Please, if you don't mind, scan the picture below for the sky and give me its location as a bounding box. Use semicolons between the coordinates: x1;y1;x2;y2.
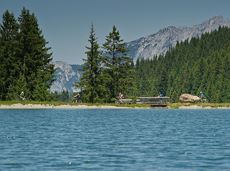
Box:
1;0;230;64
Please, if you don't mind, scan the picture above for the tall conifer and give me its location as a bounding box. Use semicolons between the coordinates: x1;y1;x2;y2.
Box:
103;26;134;100
77;25;103;103
0;10;19;100
17;8;54;100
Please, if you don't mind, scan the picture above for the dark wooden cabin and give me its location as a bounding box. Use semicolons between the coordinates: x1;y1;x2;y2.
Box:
137;97;170;107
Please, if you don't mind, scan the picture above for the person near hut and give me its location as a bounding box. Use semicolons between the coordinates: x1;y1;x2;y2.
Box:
20;91;26;101
73;93;81;103
117;92;124;104
200;91;207;102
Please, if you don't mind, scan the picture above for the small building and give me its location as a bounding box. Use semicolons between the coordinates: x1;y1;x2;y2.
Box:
137;96;170;107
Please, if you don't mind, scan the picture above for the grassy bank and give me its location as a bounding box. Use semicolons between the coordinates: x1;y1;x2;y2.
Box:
1;101;230;109
0;101;151;108
0;100;68;106
168;103;230;109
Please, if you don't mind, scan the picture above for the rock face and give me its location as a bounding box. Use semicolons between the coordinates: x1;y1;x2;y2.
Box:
50;61;83;93
179;94;201;103
126;16;230;61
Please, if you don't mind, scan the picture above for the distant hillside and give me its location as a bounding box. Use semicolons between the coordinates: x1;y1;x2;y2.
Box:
126;16;230;60
136;27;230;102
50;61;82;93
51;16;230;94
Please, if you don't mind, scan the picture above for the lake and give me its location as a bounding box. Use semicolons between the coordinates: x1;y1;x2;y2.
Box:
0;109;230;171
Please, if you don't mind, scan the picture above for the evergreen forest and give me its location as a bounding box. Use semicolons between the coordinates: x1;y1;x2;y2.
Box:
1;8;230;103
136;27;230;102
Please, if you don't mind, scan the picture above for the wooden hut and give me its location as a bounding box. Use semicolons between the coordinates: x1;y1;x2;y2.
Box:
137;97;170;107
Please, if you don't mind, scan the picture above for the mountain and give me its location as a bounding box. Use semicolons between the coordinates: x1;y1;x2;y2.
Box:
50;16;230;93
50;61;83;93
126;16;230;60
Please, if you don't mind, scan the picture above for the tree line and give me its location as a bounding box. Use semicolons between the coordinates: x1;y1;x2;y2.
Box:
0;8;135;103
1;8;230;103
0;8;54;101
76;25;135;103
136;27;230;102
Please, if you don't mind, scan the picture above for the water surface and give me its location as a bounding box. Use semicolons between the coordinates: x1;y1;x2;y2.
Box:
0;109;230;170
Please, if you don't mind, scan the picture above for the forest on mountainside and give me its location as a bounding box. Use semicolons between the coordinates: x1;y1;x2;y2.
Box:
135;27;230;102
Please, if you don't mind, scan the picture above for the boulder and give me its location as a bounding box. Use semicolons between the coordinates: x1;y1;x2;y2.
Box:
179;94;201;103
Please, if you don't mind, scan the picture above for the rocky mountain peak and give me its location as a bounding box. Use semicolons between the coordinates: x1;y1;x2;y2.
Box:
206;16;225;24
50;61;82;93
126;16;230;61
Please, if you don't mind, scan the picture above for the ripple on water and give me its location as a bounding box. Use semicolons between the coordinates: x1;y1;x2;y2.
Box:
0;109;230;171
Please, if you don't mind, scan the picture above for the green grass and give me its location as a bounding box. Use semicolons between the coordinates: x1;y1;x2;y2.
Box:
0;101;151;108
0;100;68;106
1;101;230;109
168;102;230;109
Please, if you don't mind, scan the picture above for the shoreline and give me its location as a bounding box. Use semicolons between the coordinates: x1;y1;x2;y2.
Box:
176;105;230;109
0;103;230;109
168;103;230;109
0;103;148;109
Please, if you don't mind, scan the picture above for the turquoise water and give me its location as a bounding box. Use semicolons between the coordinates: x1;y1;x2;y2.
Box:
0;109;230;171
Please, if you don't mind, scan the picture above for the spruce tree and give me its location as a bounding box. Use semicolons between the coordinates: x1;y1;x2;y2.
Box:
103;26;134;101
77;25;103;103
17;8;54;101
0;10;19;100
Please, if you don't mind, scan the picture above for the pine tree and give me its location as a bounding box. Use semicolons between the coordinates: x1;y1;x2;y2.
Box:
17;8;54;101
77;25;103;103
103;26;134;101
0;10;19;100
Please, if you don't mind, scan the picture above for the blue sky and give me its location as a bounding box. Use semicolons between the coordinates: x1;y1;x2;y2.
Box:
1;0;230;64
